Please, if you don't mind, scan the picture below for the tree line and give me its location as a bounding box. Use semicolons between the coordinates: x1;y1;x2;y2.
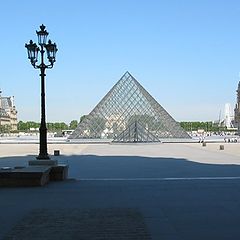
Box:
16;115;87;133
17;120;79;132
180;121;228;132
0;118;230;134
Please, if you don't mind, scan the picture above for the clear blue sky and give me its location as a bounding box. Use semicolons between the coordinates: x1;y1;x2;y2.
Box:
1;0;240;123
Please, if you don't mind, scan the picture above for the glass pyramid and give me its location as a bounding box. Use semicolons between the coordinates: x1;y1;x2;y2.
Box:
113;120;160;142
69;72;190;141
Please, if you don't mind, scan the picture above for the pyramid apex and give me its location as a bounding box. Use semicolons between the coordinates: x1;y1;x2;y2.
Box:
121;71;135;79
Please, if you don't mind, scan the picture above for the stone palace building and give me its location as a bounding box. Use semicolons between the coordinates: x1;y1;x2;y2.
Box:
0;90;18;131
234;81;240;134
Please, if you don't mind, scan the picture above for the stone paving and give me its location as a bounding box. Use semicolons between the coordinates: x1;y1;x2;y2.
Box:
3;208;150;240
1;143;240;240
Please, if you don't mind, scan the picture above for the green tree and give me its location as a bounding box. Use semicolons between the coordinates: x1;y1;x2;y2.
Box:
80;115;87;123
17;121;28;131
52;122;68;131
180;121;227;132
69;120;78;129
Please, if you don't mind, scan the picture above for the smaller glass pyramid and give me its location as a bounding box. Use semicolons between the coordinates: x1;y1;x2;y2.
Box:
69;72;190;141
113;120;160;142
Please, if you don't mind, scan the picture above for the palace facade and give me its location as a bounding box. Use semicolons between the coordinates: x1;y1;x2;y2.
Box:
234;82;240;134
0;91;17;131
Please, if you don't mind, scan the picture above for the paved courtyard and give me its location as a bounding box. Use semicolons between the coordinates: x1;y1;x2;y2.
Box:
1;142;240;239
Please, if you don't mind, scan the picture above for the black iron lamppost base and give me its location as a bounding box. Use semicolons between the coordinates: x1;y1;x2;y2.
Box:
29;158;58;166
36;155;50;160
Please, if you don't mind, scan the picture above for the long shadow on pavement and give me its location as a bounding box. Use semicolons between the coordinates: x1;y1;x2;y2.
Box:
1;155;240;240
2;154;240;179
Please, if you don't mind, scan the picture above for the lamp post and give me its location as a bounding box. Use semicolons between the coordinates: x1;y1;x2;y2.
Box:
25;25;58;160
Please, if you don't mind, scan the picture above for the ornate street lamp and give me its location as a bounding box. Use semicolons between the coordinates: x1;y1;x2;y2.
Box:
25;25;58;159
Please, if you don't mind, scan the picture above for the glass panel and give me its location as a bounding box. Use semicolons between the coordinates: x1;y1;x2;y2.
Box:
36;24;48;45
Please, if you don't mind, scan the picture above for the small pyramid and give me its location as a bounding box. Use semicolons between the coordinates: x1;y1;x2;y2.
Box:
113;120;160;142
69;72;190;140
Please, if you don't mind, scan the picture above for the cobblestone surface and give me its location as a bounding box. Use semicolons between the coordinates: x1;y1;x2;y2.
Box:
3;208;151;240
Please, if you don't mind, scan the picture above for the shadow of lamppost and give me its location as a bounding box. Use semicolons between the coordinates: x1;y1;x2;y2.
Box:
25;25;58;160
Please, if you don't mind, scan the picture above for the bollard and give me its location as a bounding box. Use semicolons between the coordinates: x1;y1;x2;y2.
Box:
219;145;224;150
54;150;60;156
202;142;206;147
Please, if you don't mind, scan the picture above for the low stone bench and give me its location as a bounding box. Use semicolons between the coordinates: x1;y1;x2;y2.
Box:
0;166;51;187
29;160;69;181
50;164;69;181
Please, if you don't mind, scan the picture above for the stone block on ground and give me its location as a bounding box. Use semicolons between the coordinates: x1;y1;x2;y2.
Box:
29;160;58;166
0;166;51;187
54;150;60;156
50;164;69;181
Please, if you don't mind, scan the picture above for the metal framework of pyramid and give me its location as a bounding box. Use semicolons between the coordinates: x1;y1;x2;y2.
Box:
69;72;190;141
